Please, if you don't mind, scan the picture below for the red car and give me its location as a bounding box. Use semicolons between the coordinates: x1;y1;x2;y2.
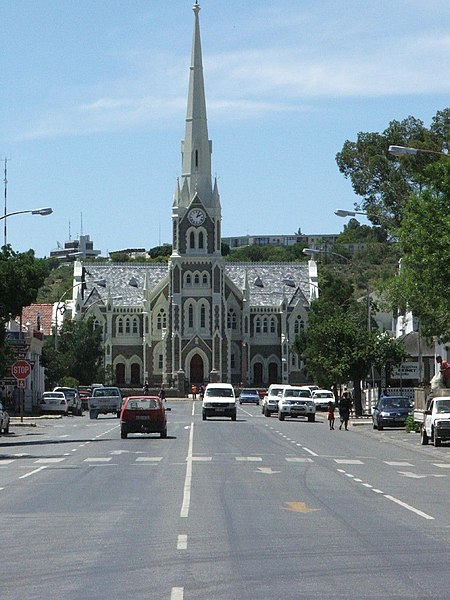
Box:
120;396;170;439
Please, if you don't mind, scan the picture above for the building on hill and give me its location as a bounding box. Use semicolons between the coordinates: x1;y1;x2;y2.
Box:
50;234;101;262
71;3;316;393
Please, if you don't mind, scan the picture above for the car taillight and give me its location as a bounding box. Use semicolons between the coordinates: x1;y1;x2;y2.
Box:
60;399;66;405
41;398;46;404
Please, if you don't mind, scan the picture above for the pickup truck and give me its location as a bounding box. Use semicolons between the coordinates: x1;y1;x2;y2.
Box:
418;393;450;446
88;387;123;419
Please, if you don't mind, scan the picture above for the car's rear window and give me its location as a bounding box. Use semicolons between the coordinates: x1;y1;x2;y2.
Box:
95;388;119;397
314;392;333;398
126;398;159;410
44;393;64;399
206;388;234;397
241;389;257;395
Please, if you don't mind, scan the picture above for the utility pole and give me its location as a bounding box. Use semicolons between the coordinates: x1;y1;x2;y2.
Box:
2;157;10;247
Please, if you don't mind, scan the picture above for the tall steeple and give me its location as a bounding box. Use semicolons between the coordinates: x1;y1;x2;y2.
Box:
174;2;219;210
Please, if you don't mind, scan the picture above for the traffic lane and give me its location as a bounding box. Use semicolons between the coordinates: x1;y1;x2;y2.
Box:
186;415;446;599
0;404;194;599
254;410;450;522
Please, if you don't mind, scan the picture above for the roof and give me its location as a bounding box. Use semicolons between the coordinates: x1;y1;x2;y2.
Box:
21;304;54;336
79;261;311;310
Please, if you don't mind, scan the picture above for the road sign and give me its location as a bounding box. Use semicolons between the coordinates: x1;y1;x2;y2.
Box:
17;380;26;389
11;360;31;380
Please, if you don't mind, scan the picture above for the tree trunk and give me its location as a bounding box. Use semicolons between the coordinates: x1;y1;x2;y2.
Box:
353;380;363;417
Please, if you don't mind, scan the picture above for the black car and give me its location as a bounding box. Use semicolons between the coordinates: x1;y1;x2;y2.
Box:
372;396;413;430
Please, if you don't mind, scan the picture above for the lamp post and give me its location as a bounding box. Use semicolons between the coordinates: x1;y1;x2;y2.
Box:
388;145;450;159
1;207;53;247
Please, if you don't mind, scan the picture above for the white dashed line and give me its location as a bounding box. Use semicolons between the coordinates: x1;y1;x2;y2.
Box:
171;588;184;600
235;457;262;462
180;422;194;518
302;447;318;457
19;466;47;479
34;458;65;464
177;534;188;550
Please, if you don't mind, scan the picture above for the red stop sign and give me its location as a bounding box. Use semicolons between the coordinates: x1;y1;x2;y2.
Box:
11;360;31;380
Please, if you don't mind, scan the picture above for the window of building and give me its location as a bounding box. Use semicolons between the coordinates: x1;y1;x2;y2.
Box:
188;305;194;329
157;308;167;330
132;317;139;335
194;273;200;285
270;317;276;334
186;273;192;285
227;309;237;330
231;353;235;369
200;304;206;328
190;231;195;249
199;231;204;249
262;317;268;334
117;317;123;335
125;318;131;335
202;273;208;285
255;317;261;334
158;354;163;370
294;318;305;334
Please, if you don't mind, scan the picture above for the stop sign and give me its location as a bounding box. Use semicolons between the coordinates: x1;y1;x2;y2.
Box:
11;360;31;380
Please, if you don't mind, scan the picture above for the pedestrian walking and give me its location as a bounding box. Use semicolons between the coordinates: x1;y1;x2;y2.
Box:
143;382;149;394
191;384;197;400
338;391;352;431
327;401;335;430
159;386;166;402
199;384;205;401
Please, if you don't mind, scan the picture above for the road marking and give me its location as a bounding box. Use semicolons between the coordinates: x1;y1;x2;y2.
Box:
238;406;254;417
283;501;319;513
177;534;187;550
34;458;65;464
398;471;446;479
384;461;413;466
236;457;262;462
334;459;364;464
384;495;434;520
257;467;280;474
171;588;184;600
191;456;212;461
180;422;194;518
84;458;112;462
433;463;450;468
135;457;163;462
191;402;195;416
302;447;318;456
19;466;47;479
0;460;15;465
285;457;313;463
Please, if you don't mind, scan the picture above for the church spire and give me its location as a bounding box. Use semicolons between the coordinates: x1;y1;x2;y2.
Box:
178;2;215;208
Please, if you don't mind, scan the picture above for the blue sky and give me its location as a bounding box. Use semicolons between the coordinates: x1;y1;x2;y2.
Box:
1;0;450;257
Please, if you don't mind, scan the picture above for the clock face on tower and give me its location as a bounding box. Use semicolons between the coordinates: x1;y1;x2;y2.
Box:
188;208;206;226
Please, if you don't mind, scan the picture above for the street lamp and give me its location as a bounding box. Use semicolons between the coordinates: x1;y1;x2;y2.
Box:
334;209;368;218
1;207;53;246
388;145;450;159
303;247;350;263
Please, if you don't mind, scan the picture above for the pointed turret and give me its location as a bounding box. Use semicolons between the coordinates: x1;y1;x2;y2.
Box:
175;2;217;210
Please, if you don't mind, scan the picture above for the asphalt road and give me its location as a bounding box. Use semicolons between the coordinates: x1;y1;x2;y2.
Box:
1;402;450;600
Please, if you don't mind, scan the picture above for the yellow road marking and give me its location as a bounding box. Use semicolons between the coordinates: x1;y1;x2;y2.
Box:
283;501;319;513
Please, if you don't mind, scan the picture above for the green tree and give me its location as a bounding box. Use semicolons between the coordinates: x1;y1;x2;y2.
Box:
42;316;103;387
293;272;406;415
336;109;450;228
0;246;50;377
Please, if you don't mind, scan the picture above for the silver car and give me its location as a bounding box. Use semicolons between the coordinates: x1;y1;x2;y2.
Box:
278;387;316;422
53;387;82;416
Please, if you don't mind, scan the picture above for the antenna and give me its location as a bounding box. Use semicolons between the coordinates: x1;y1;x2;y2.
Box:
80;211;83;236
68;220;71;240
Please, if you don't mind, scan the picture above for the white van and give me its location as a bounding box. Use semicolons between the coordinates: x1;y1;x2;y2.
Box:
202;383;236;421
278;386;316;422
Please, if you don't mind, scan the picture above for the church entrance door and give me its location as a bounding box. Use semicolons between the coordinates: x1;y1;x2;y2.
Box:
190;354;204;384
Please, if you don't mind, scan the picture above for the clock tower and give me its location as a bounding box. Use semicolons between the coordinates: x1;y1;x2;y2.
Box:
167;1;226;386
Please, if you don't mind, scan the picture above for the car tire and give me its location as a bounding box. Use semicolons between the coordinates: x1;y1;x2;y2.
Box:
421;426;428;445
120;428;127;439
256;401;259;406
372;421;378;430
261;406;265;414
202;412;207;421
265;409;271;417
308;414;315;422
89;410;97;420
433;428;441;447
160;428;167;438
378;422;383;430
278;412;285;421
4;424;9;434
231;414;237;421
239;401;242;405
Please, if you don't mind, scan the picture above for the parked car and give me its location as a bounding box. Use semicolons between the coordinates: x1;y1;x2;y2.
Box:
40;391;69;415
372;395;413;430
239;388;260;405
278;386;316;422
0;401;10;433
261;384;291;417
120;396;171;439
53;387;82;416
312;389;335;411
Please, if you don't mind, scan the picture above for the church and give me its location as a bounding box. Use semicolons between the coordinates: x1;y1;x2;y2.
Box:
71;2;317;393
